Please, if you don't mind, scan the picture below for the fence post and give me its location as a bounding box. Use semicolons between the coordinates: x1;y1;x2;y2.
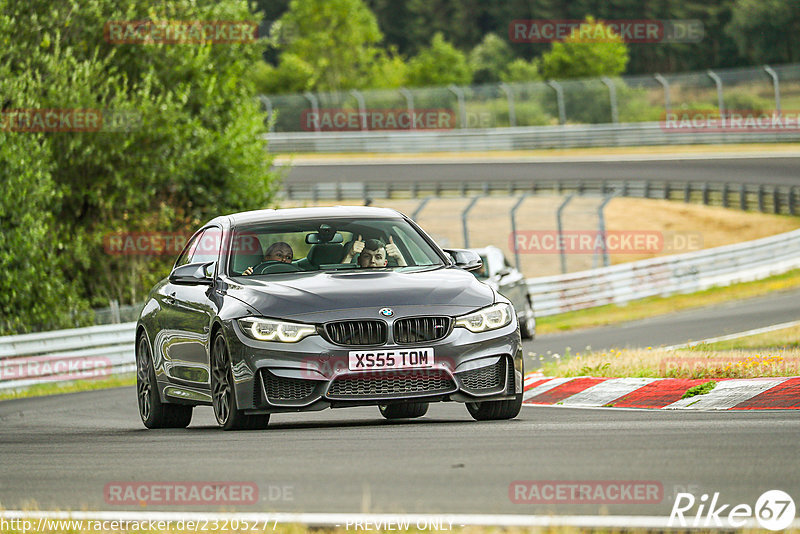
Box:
399;87;415;130
259;96;274;132
499;82;516;127
684;182;691;203
303;92;320;133
349;89;368;131
462;196;482;248
448;84;467;129
664;181;670;200
758;185;765;212
510;194;528;271
774;186;780;214
601;76;619;123
764;65;782;115
412;197;431;221
740;184;747;211
557;194;575;274
702;182;709;205
654;73;671;114
547;80;566;124
721;183;729;208
790;186;797;216
643;180;651;199
707;70;725;125
594;193;617;268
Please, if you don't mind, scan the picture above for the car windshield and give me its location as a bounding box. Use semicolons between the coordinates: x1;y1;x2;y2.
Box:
228;216;444;276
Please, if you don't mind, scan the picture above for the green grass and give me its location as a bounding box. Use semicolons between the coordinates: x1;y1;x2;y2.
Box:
536;268;800;334
0;374;135;401
681;381;717;399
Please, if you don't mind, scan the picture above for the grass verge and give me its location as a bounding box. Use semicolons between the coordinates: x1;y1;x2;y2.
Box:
0;374;135;401
536;268;800;334
541;324;800;379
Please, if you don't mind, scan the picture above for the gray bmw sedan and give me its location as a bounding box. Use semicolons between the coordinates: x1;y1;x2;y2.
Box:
136;206;524;430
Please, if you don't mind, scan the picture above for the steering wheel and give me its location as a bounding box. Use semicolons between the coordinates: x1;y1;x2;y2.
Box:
251;260;302;275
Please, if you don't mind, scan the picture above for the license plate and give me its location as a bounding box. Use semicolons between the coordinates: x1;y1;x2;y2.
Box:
348;348;434;371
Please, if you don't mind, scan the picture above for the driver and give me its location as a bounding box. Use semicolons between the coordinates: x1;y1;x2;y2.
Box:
243;242;293;275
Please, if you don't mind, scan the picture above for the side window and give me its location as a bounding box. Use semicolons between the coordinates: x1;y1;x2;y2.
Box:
192;227;222;265
175;230;204;268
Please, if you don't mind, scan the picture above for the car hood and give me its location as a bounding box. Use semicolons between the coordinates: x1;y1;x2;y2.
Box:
225;267;495;322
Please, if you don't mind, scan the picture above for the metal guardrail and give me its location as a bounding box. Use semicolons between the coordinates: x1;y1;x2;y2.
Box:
266;121;800;153
283;179;799;216
2;229;799;390
528;228;800;316
0;322;136;390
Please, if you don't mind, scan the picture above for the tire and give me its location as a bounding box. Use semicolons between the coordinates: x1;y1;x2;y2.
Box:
136;334;193;429
379;402;429;419
211;332;270;431
466;393;523;421
519;300;536;340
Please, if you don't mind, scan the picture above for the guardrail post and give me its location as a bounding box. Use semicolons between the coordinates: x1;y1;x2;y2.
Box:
707;70;725;125
601;76;619;123
702;182;709;205
622;180;628;197
499;82;516;127
482;182;489;195
664;181;671;200
448;85;467;129
349;89;368;131
311;184;318;202
684;182;691;203
259;96;275;132
764;65;782;115
758;185;765;212
557;194;575;274
790;186;797;215
399;88;415;130
386;182;392;198
547;80;566;124
336;182;342;201
740;184;747;211
462;196;482;248
654;74;671;114
411;182;419;198
643;180;651;199
412;197;431;221
721;183;729;208
303;92;321;133
510;194;528;271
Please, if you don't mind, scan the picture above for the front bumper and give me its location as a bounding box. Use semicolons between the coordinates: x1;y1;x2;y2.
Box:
223;318;523;414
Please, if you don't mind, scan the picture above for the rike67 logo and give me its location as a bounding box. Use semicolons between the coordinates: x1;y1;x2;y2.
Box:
669;490;796;530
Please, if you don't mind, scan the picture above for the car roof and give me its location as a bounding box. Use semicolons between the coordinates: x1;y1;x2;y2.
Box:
207;206;407;228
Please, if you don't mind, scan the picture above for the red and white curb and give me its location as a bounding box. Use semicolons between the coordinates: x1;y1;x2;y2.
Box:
523;374;800;410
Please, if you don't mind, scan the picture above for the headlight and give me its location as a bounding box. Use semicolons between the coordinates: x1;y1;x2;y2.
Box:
455;303;513;333
237;317;317;343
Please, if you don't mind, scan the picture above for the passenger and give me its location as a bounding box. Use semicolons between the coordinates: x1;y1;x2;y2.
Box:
343;235;407;268
243;242;293;275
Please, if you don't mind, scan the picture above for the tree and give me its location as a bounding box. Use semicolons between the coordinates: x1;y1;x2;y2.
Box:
539;17;630;80
271;0;387;91
727;0;800;64
501;58;540;83
470;33;514;84
1;0;279;321
406;33;472;87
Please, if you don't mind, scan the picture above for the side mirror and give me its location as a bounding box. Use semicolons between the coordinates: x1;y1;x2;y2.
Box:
444;249;482;272
496;267;512;277
170;262;214;285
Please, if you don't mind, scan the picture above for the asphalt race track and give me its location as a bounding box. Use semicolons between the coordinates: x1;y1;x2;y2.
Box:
1;290;799;517
525;287;800;367
280;155;800;187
